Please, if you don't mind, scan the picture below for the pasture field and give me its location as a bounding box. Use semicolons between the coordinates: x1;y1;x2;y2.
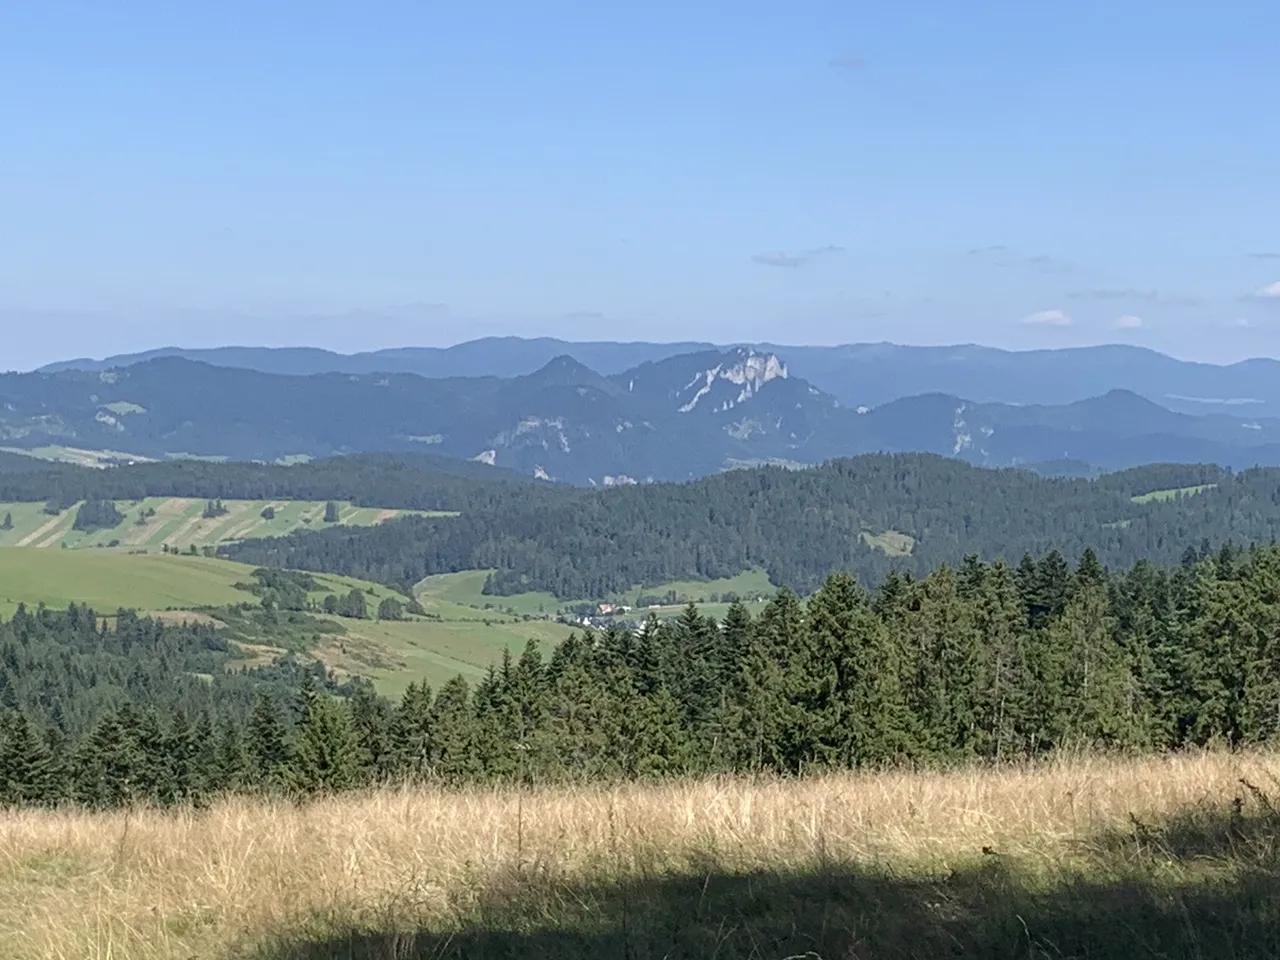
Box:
0;497;444;550
2;750;1278;959
0;549;257;617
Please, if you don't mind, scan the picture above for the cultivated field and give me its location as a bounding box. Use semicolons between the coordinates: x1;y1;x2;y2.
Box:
2;751;1277;959
0;497;441;551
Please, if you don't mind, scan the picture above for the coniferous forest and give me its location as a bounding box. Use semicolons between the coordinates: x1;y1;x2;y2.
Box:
5;542;1280;808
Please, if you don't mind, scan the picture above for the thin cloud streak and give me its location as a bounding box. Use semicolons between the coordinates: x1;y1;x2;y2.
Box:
1021;309;1073;327
828;52;865;70
750;245;844;269
1067;288;1203;308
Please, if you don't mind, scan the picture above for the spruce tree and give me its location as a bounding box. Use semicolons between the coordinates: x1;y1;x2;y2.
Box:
431;676;479;783
212;717;251;793
347;682;394;783
289;693;361;794
970;560;1035;761
247;693;290;791
0;710;52;805
903;565;982;759
804;571;917;768
390;681;434;780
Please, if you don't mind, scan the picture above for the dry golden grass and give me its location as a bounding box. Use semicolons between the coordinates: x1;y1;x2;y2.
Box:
1;750;1278;960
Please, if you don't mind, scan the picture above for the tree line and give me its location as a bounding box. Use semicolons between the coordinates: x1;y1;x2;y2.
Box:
6;541;1280;807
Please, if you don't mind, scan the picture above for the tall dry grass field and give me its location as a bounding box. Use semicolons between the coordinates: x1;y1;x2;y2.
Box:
3;751;1279;959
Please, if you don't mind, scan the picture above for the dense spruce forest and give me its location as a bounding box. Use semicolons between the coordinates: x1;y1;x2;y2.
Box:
223;455;1258;598
4;542;1280;807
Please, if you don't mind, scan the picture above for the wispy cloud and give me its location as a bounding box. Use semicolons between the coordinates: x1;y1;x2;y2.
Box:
751;252;807;268
828;52;865;70
1240;281;1280;305
751;245;844;269
1021;309;1073;327
1067;288;1203;308
1115;314;1145;329
1231;317;1255;329
1247;252;1280;260
967;246;1081;276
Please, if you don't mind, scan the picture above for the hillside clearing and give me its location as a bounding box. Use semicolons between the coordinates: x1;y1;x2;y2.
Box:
1131;483;1218;503
0;498;447;551
318;616;577;696
861;529;916;556
2;751;1277;959
414;568;775;619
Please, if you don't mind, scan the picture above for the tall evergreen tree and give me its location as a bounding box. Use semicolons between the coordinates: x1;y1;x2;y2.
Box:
289;692;361;793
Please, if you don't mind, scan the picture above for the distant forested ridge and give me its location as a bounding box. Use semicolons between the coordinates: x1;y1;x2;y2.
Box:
5;543;1280;807
222;455;1271;598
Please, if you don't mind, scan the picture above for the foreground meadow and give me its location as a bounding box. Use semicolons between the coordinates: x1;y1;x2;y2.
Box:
2;751;1279;959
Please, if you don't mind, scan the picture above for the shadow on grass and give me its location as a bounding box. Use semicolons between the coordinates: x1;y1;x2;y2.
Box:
252;791;1280;960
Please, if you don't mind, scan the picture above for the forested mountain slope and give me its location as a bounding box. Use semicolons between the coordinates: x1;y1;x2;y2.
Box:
40;338;1280;420
11;349;1280;481
221;455;1278;598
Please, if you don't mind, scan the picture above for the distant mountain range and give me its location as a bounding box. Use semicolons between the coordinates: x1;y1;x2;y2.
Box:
38;338;1280;418
9;345;1280;482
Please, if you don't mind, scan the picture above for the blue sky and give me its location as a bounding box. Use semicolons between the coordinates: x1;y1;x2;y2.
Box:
2;0;1279;369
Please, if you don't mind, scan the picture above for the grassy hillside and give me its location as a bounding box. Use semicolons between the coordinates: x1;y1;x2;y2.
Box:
3;751;1277;959
0;548;570;692
0;497;442;550
414;567;775;620
322;615;576;697
0;549;257;617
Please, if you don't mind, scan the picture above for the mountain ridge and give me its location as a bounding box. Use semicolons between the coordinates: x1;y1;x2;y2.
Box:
38;338;1280;419
10;348;1280;481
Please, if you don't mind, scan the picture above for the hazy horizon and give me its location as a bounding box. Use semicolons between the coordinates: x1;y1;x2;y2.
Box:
16;325;1280;375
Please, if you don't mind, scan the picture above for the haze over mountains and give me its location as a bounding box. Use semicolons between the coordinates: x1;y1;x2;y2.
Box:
39;338;1280;417
8;339;1280;483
